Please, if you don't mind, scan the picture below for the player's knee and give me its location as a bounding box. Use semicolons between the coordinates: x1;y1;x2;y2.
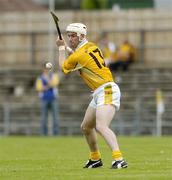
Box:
81;124;90;134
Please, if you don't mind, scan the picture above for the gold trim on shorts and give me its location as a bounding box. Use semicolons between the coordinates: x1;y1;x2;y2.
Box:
104;85;113;104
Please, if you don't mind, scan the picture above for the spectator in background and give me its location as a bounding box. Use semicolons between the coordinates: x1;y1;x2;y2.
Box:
98;32;117;67
36;62;60;135
109;40;137;72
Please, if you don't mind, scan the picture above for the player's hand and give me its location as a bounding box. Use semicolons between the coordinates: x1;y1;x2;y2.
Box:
56;36;65;47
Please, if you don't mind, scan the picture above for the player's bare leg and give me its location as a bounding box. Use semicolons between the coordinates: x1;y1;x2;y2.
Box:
96;105;128;169
81;106;97;151
96;105;119;151
81;106;103;168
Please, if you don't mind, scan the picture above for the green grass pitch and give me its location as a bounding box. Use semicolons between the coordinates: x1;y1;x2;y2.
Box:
0;136;172;180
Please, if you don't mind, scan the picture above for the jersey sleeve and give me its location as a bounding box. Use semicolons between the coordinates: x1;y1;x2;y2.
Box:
36;78;43;92
62;54;78;74
50;73;59;87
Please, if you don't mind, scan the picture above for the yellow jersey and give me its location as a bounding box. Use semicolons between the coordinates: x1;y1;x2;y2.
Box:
62;42;114;90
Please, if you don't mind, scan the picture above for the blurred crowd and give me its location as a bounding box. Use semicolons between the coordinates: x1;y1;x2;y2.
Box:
97;32;137;73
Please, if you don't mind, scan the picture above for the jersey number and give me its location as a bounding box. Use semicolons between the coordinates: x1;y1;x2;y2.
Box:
89;48;105;69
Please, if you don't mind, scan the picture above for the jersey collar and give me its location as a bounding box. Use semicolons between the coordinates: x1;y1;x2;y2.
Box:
76;38;88;50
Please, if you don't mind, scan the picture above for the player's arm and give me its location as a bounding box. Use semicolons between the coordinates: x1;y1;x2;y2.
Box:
56;37;66;69
56;37;78;74
56;37;74;69
64;40;74;55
